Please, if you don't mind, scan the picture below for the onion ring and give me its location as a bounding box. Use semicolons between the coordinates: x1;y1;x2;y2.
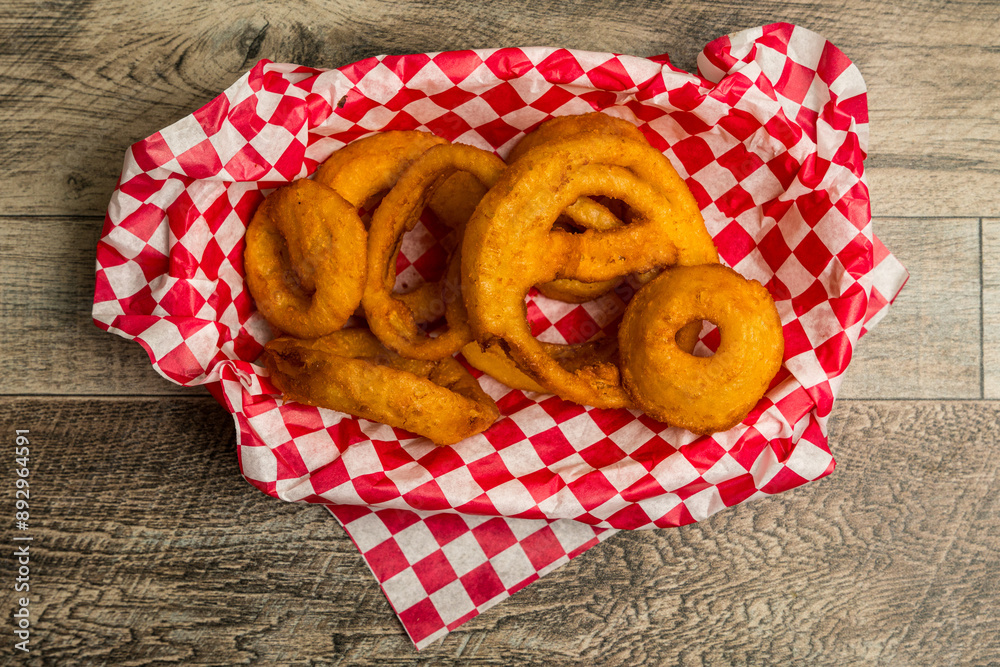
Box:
243;178;367;338
364;143;506;360
314;130;447;208
314;131;462;325
461;338;622;394
619;264;784;434
511;113;650;302
462;132;716;408
264;329;499;446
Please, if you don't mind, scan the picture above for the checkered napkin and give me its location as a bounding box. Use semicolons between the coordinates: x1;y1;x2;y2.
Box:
93;23;907;648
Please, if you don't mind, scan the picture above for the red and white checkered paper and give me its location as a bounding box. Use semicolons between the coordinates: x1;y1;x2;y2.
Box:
94;23;907;648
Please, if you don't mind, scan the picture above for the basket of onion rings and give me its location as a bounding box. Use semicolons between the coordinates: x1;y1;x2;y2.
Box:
94;24;908;534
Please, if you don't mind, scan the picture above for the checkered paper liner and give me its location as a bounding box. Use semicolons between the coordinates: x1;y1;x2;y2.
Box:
94;23;906;648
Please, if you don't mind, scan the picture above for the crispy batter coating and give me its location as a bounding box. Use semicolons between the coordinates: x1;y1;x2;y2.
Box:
619;264;784;434
460;337;622;395
265;329;499;446
314;130;459;326
510;113;649;302
314;130;447;208
462;127;716;408
363;143;506;360
244;179;367;338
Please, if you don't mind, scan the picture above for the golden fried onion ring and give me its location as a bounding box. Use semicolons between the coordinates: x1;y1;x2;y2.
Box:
314;130;447;208
619;264;784;434
511;114;650;303
363;143;506;360
265;329;499;446
314;130;458;325
244;178;367;338
462;132;716;408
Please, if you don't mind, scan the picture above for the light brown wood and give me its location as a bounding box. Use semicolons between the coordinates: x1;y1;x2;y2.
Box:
3;1;998;662
984;218;998;399
838;217;981;400
1;0;998;218
3;397;997;664
0;216;201;395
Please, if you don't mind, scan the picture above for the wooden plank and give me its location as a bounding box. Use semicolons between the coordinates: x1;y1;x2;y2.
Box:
864;42;1000;218
985;219;998;398
1;0;998;217
1;214;976;398
3;397;998;664
839;217;981;399
0;216;200;395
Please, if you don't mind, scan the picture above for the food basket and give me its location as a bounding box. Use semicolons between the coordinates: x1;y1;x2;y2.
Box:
93;23;907;647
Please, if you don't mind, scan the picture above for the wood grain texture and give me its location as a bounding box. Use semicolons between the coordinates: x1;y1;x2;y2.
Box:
838;217;981;400
984;218;998;399
2;397;997;665
2;1;997;664
0;216;202;395
1;0;998;218
5;215;962;400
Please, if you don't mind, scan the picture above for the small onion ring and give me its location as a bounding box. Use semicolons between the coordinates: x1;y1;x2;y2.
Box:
244;178;367;338
619;264;784;434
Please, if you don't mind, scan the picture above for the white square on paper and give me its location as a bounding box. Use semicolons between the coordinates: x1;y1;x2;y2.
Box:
395;522;443;563
429;580;477;625
381;567;426;612
490;544;536;590
441;531;489;577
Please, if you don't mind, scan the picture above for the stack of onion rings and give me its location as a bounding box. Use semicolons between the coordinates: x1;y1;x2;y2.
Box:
244;113;785;443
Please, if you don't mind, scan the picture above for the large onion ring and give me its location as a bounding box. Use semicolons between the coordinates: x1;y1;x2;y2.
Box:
265;329;499;446
364;143;506;360
511;113;649;303
462;132;717;408
244;178;367;338
619;264;784;433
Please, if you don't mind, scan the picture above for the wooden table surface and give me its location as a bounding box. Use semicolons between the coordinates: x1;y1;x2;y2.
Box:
3;1;998;664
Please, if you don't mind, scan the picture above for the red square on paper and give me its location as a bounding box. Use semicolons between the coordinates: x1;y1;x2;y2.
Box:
519;526;566;570
471;518;518;558
365;538;410;583
530;427;577;467
467;453;516;490
412;550;458;594
424;513;471;547
461;562;507;606
396;598;445;643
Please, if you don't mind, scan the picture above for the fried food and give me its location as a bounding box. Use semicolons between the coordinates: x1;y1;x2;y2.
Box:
248;113;783;441
363;143;506;360
314;130;447;208
244;178;367;338
460;337;621;394
462;127;716;408
313;130;457;325
265;329;499;446
510;113;649;303
619;264;784;434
